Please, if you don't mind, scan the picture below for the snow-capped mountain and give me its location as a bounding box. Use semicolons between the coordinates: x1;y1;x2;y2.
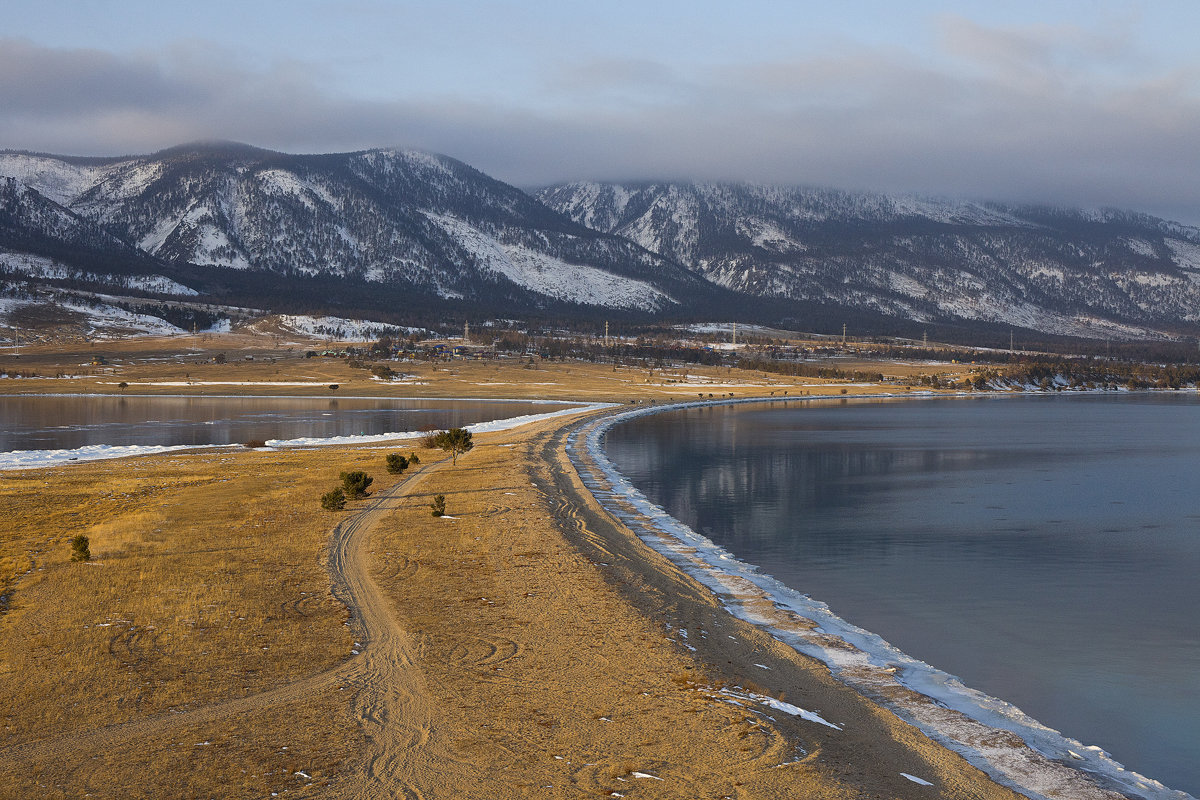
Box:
6;142;1200;339
0;143;709;313
538;181;1200;338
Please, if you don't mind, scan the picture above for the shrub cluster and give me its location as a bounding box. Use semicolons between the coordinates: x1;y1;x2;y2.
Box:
421;427;474;465
70;534;91;562
321;488;346;511
430;494;446;517
319;470;373;511
340;471;373;499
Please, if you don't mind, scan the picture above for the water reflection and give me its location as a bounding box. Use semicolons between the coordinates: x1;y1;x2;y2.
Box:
1;395;572;451
606;393;1200;797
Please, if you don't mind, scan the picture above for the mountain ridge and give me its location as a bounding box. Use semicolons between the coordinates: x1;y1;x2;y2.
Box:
537;180;1200;339
3;142;1200;340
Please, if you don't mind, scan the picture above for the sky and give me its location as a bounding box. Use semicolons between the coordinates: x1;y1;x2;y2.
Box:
3;0;1199;223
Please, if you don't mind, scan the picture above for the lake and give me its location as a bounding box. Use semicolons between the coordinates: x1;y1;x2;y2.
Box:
605;393;1200;798
0;394;574;452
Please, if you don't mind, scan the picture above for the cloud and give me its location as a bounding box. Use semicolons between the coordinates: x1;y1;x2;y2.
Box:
1;28;1198;224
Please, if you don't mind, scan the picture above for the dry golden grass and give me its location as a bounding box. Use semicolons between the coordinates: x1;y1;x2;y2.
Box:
0;329;972;401
0;442;438;796
0;336;1012;798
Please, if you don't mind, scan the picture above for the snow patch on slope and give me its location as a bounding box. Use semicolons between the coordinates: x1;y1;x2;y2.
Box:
737;218;807;252
1126;238;1158;258
266;314;408;341
0;155;97;205
256;169;338;209
1165;239;1200;271
0;251;198;296
427;213;669;310
0;294;185;337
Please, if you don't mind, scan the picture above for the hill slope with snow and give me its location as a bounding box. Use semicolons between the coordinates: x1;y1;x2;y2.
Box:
0;144;710;313
539;181;1200;338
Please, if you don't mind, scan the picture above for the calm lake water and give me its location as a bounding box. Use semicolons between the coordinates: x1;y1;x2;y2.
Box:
0;395;572;451
606;393;1200;797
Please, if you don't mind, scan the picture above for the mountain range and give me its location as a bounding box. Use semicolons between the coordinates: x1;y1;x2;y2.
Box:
3;141;1200;341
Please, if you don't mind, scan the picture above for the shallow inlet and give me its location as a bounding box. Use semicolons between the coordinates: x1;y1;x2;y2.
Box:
0;395;576;452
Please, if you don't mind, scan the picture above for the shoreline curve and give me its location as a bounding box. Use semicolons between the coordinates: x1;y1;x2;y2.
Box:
567;394;1192;800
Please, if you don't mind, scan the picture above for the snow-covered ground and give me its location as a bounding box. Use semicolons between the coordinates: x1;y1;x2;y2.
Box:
0;294;186;338
425;213;671;311
0;251;198;296
260;315;418;341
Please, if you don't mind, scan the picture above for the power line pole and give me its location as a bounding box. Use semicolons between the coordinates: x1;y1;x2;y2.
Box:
732;322;737;347
463;320;469;342
842;323;847;344
604;321;609;348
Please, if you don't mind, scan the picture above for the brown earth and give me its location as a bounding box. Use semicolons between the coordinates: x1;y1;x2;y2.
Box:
0;338;1025;798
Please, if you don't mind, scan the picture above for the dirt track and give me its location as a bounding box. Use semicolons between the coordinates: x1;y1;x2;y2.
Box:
0;411;1031;799
0;466;434;795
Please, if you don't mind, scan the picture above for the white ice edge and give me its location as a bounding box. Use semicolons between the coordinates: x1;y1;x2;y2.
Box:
266;403;615;447
572;395;1192;800
0;401;615;471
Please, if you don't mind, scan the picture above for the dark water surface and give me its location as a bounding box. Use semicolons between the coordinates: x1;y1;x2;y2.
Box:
606;393;1200;796
0;395;572;451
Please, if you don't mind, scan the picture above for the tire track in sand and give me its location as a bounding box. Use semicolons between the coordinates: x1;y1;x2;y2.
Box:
0;465;469;798
329;466;474;799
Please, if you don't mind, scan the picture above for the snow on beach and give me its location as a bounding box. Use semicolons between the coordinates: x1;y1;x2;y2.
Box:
0;443;211;470
0;401;614;471
571;396;1192;800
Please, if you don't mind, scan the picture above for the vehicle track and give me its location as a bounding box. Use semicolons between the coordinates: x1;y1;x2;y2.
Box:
0;463;472;797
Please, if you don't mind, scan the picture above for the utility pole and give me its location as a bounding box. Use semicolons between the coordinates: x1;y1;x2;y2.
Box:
842;323;847;344
463;320;469;342
923;330;927;348
732;322;737;347
1010;330;1014;353
604;321;609;348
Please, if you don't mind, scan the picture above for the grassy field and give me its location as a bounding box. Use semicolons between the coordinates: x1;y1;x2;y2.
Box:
0;332;1015;798
0;330;972;400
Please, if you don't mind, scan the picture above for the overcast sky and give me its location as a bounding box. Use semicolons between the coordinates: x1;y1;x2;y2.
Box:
3;0;1199;223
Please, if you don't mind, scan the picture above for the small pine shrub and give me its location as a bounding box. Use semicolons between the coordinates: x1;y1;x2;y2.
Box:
406;452;420;465
430;494;446;517
385;453;408;474
340;471;373;499
70;534;91;562
321;488;346;511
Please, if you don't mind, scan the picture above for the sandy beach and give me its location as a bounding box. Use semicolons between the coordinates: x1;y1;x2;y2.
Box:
0;335;1085;798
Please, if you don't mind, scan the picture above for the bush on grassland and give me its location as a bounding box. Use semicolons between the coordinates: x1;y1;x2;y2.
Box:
340;471;373;499
70;534;91;562
321;487;346;511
